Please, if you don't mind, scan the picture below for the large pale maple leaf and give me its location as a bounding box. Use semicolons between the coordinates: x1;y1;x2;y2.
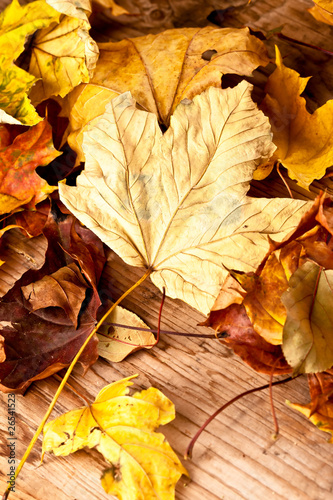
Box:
59;82;309;314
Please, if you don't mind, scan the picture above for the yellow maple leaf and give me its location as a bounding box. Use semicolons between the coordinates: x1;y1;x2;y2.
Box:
43;375;188;500
28;0;99;104
0;0;60;125
257;46;333;189
59;83;309;315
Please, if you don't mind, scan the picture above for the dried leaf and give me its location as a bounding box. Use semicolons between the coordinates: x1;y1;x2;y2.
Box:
0;119;61;214
0;0;60;124
91;26;269;126
61;83;118;164
288;369;333;442
235;242;304;345
309;0;333;25
259;46;333;189
0;228;48;298
0;211;106;392
43;375;188;499
59;83;308;315
29;15;99;103
97;304;155;362
281;261;333;374
203;304;291;374
22;262;88;328
46;0;91;21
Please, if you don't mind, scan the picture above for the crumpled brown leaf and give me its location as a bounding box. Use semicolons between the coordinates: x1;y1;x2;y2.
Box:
0;210;106;392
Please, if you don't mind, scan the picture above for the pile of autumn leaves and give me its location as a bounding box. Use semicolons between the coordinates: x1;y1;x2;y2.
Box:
1;0;333;497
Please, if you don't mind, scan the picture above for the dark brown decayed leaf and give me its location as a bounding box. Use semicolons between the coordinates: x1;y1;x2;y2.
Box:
0;209;106;392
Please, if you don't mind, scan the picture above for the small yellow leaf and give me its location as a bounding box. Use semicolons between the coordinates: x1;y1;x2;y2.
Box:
43;376;188;500
29;14;99;103
61;83;118;164
260;46;333;189
97;304;155;362
0;0;60;124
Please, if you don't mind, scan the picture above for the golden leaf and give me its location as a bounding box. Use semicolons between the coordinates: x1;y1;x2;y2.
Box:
91;26;269;126
309;0;333;25
43;376;188;500
97;304;155;362
0;0;60;124
59;83;309;315
282;261;333;373
29;2;99;103
258;46;333;189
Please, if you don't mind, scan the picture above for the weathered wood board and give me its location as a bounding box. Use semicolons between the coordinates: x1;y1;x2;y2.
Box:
1;0;333;499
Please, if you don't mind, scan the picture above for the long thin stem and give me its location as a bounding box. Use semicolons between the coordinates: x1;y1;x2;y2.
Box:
2;268;152;500
185;376;294;459
101;323;216;338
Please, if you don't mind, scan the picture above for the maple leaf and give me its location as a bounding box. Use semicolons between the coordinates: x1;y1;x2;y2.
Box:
288;369;333;442
62;26;269;161
59;83;309;315
281;261;333;374
97;303;155;362
42;375;188;499
258;47;333;189
28;1;99;104
0;119;61;214
0;211;105;392
309;0;333;25
0;0;60;125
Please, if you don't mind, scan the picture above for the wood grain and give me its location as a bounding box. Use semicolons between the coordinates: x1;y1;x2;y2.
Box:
1;0;333;499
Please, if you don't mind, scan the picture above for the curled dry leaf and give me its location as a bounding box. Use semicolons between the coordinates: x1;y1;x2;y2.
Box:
281;261;333;374
21;262;88;328
97;303;155;362
59;83;308;315
63;26;270;161
258;47;333;189
0;0;60;124
29;10;99;103
42;375;188;499
288;369;333;442
0;210;106;392
0;119;61;214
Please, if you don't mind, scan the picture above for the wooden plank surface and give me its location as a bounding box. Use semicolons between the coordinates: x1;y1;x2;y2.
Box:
1;0;333;499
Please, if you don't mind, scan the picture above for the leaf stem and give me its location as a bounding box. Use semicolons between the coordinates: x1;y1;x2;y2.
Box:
2;267;152;500
102;322;216;338
185;376;295;459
